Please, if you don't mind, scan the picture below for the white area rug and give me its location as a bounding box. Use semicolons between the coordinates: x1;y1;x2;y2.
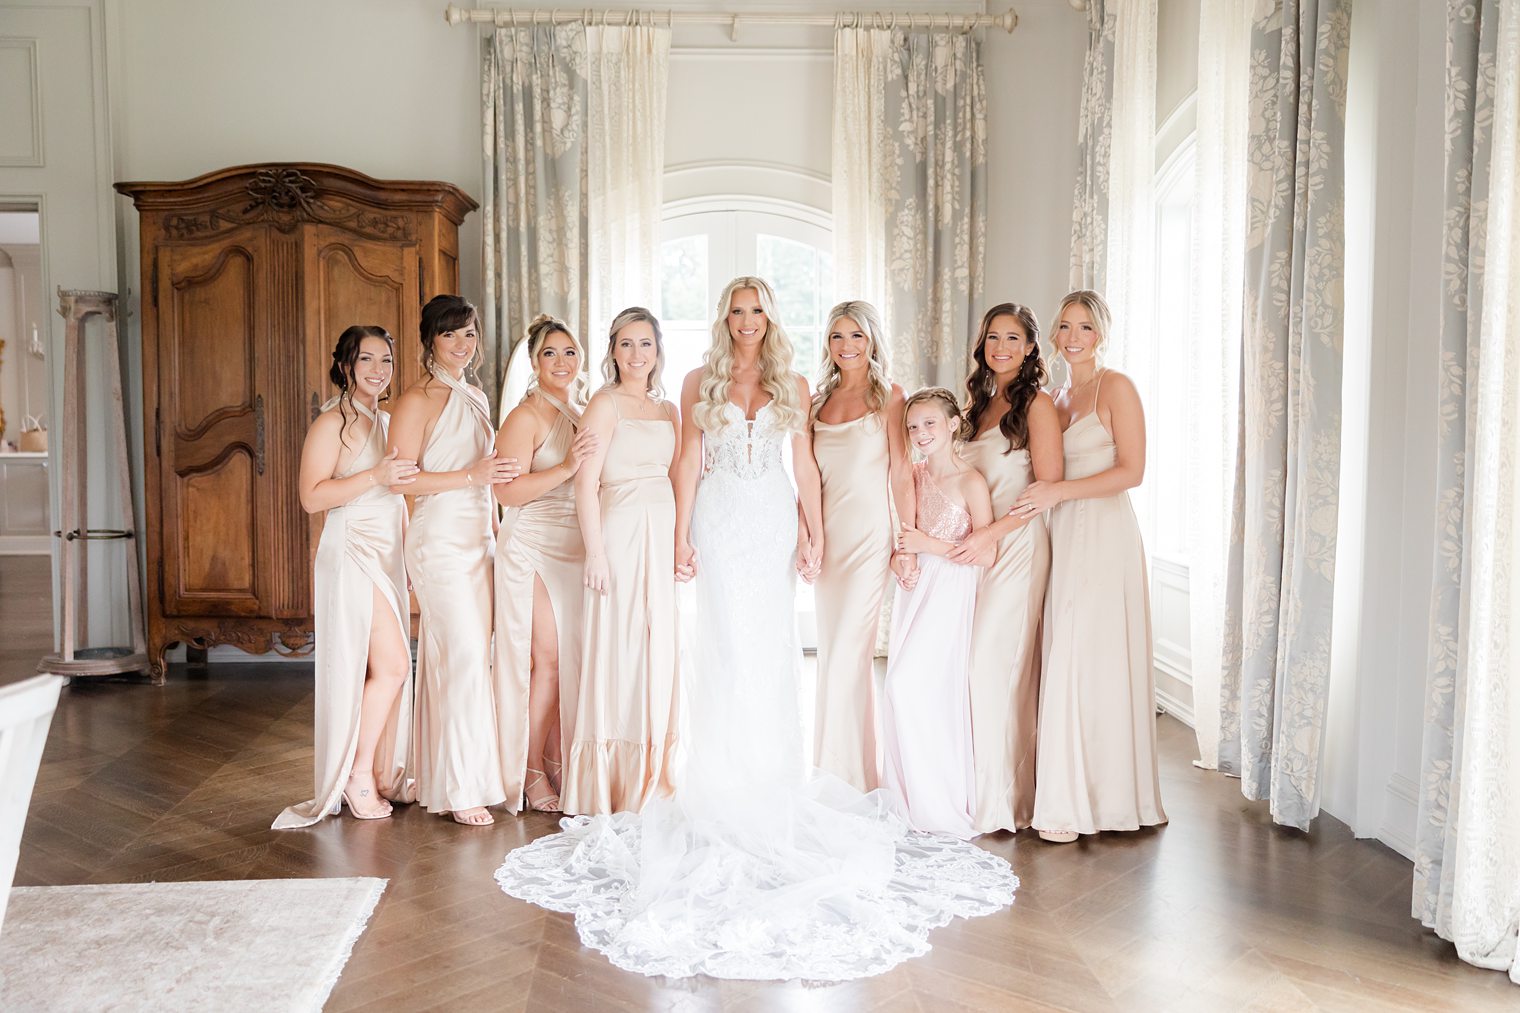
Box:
0;878;385;1012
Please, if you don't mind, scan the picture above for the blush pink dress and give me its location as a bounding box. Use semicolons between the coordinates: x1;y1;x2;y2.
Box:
878;462;980;839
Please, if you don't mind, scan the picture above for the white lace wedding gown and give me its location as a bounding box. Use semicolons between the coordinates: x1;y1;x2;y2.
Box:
495;403;1017;981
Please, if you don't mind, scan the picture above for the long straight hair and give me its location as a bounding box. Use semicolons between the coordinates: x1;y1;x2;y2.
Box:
693;277;804;433
601;306;666;397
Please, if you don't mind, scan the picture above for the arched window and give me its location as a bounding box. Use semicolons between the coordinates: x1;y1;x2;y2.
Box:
659;196;834;386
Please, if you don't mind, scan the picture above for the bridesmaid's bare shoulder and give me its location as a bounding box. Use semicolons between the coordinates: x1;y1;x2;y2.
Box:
1027;390;1060;423
661;398;681;425
1097;368;1139;402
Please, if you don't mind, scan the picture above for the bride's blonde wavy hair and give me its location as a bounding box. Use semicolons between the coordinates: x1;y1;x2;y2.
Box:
811;300;892;422
693;276;804;433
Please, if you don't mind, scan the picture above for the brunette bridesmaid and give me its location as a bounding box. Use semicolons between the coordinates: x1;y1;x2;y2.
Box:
1015;290;1166;842
946;304;1061;834
809;300;911;792
274;327;418;828
492;314;598;814
562;307;681;816
389;295;519;826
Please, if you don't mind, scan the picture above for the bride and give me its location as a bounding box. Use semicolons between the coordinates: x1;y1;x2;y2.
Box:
496;278;1016;981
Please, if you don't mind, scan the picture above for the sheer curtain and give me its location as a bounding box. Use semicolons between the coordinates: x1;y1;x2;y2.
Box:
483;22;668;407
832;27;986;389
1217;0;1352;831
1068;0;1156;409
1414;0;1520;985
1187;0;1250;770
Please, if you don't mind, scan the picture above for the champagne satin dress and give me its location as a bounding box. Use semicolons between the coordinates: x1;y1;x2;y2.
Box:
879;463;979;839
274;401;412;829
561;396;680;816
962;431;1050;833
1032;384;1166;835
492;391;584;811
406;369;507;814
811;412;893;792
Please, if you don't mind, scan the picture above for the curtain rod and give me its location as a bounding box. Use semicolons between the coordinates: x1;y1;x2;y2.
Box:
443;5;1020;37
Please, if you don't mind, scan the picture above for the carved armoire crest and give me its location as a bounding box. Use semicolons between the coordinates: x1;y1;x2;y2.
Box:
117;163;476;678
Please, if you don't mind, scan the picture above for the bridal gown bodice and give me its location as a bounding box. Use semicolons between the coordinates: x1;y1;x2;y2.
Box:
687;402;804;798
497;396;1017;983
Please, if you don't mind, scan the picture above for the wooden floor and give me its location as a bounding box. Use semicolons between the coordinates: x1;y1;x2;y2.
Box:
4;555;1514;1011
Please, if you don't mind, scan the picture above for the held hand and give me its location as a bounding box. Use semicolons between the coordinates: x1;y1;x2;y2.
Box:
584;553;610;594
566;428;600;473
894;523;932;555
675;540;698;583
795;534;823;584
947;527;995;565
890;551;921;590
1012;480;1062;517
469;450;521;487
371;448;419;489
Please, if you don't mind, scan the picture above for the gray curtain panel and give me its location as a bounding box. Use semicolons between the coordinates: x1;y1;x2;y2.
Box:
1414;0;1520;984
833;28;986;390
1070;0;1116;291
481;25;590;406
1217;0;1351;831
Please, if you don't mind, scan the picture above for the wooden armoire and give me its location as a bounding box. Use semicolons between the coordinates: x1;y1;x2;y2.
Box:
117;163;477;679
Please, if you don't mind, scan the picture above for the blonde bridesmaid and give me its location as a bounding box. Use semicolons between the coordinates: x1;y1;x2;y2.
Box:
1015;290;1167;842
946;304;1061;834
274;327;418;828
389;295;519;826
492;315;599;814
808;300;910;792
562;307;681;816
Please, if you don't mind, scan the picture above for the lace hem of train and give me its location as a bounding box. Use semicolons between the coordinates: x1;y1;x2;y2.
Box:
494;810;1018;981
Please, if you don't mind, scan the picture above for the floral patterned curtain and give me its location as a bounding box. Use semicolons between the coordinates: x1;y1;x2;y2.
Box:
832;28;986;390
482;24;668;410
1217;0;1351;831
482;25;590;408
1414;0;1520;985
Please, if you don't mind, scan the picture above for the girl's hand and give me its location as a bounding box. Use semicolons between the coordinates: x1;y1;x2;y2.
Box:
675;540;698;582
895;524;931;555
566;428;600;473
584;553;610;594
947;527;996;565
1012;480;1062;516
469;450;520;487
890;551;920;590
371;448;419;489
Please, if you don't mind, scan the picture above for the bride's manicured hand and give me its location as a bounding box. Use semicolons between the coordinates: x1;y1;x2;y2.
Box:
470;450;521;487
565;429;599;473
795;535;823;583
675;540;698;582
371;448;419;489
1013;480;1061;516
895;524;931;555
584;553;610;593
947;527;995;565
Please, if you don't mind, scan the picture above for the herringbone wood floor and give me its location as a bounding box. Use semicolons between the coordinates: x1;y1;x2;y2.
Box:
4;555;1514;1011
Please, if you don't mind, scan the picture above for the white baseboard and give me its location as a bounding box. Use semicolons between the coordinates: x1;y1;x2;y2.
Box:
1155;683;1195;728
1379;773;1419;860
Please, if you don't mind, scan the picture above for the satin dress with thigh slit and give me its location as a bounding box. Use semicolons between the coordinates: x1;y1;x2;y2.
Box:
405;369;507;814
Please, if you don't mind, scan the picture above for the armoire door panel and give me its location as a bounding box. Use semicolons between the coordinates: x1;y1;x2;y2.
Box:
156;229;274;618
302;226;420;399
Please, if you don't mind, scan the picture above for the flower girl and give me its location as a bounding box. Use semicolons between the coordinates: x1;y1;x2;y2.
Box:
880;388;995;838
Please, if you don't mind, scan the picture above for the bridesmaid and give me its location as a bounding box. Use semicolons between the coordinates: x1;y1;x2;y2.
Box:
274;326;418;828
809;300;910;792
1015;289;1167;842
946;304;1061;834
562;307;681;816
389;294;519;826
880;388;994;838
492;314;598;813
